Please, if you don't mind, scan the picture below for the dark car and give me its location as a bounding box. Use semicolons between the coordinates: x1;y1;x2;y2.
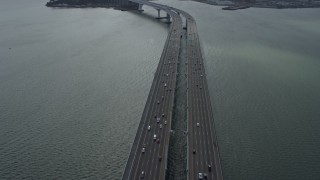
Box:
203;173;208;179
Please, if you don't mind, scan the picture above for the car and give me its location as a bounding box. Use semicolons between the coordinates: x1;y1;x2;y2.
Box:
142;147;145;153
158;156;162;161
141;171;145;179
157;139;160;144
162;113;165;117
161;96;164;100
203;173;208;179
208;164;212;171
164;121;167;125
157;100;160;104
198;173;203;179
147;125;151;131
164;83;167;87
197;123;200;127
159;124;162;129
193;149;196;154
157;117;160;123
153;134;157;140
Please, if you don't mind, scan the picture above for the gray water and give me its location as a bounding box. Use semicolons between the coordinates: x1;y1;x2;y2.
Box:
0;0;168;179
1;0;320;179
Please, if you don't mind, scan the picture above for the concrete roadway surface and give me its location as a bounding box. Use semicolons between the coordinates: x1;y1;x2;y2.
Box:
171;8;224;180
122;1;182;180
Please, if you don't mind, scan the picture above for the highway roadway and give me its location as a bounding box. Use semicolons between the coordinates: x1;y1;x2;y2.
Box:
171;8;224;180
122;2;223;180
122;1;182;180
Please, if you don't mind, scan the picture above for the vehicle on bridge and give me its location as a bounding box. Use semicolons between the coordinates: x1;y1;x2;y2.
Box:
198;172;203;179
140;171;145;179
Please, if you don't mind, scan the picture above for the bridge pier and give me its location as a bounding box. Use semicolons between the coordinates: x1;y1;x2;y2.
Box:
157;8;160;18
166;13;171;23
138;3;143;12
155;9;170;23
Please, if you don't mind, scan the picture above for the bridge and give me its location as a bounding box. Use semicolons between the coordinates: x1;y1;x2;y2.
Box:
121;1;223;180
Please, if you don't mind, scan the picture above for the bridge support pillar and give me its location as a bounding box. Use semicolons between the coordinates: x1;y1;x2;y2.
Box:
166;13;171;23
138;3;143;12
157;9;160;18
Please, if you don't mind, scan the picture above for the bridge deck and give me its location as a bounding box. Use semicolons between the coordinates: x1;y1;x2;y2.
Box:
121;1;182;180
122;2;223;180
171;8;224;180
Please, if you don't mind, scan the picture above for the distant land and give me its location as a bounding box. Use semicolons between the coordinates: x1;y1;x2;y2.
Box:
45;0;139;10
194;0;320;10
46;0;320;10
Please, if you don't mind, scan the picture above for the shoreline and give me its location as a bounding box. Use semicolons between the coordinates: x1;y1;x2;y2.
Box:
192;0;320;10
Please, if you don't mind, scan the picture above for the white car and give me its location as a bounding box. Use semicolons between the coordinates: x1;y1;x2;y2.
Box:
164;121;167;125
197;123;200;127
147;125;151;131
159;124;162;129
153;134;157;140
157;117;160;123
142;148;145;153
198;173;203;179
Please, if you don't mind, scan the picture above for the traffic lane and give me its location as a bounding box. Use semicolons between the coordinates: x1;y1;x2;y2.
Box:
193;39;211;179
154;42;181;179
131;34;176;179
129;65;166;179
123;3;182;180
141;50;176;178
188;67;195;180
131;69;168;179
142;87;168;179
140;20;181;179
148;78;173;179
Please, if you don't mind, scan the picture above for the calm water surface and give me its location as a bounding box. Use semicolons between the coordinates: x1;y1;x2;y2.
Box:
0;0;167;179
1;0;320;179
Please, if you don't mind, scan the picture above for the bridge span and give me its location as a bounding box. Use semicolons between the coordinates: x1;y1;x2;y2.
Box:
122;1;223;180
171;8;223;180
121;1;182;180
